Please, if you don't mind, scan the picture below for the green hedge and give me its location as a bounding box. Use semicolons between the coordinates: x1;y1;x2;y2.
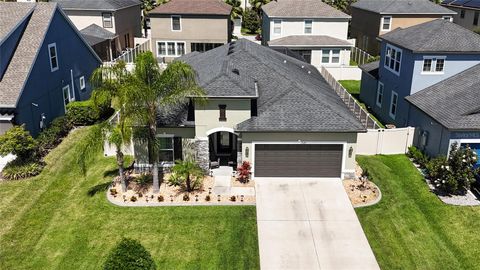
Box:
36;116;73;156
66;100;100;126
103;238;156;270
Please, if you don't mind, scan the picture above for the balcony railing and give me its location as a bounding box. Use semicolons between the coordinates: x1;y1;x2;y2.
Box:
109;40;151;64
351;47;374;66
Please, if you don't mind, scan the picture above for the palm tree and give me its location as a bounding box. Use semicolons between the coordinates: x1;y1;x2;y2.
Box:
170;160;204;192
225;0;243;21
249;0;271;13
124;52;205;193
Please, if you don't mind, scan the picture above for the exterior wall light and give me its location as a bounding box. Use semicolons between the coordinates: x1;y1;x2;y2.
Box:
348;146;354;158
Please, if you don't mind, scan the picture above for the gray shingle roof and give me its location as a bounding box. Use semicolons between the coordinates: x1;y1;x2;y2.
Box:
179;39;365;133
359;60;379;78
268;35;353;47
379;19;480;53
51;0;140;11
262;0;350;18
150;0;231;15
0;3;35;43
405;64;480;131
80;23;117;46
351;0;456;14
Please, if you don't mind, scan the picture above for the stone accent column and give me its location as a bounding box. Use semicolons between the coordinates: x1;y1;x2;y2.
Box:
194;138;209;172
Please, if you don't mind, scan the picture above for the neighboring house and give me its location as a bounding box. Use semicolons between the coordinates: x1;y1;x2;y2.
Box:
442;0;480;31
261;0;353;67
51;0;142;61
149;0;232;63
351;0;456;55
0;2;101;136
359;19;480;129
405;64;480;162
134;39;366;179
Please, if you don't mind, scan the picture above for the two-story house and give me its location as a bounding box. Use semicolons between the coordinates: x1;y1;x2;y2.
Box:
261;0;354;67
51;0;142;61
442;0;480;31
134;39;366;179
359;19;480;158
351;0;456;55
0;2;101;136
149;0;232;63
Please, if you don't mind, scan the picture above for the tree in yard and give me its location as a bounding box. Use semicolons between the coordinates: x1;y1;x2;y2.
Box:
124;52;205;193
225;0;244;21
249;0;270;14
0;125;37;162
103;238;156;270
169;159;204;192
242;8;260;34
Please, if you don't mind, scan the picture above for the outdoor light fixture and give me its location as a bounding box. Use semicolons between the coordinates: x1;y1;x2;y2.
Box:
208;187;212;195
217;195;221;202
348;146;354;158
245;147;249;158
195;195;199;202
241;195;244;202
170;195;173;202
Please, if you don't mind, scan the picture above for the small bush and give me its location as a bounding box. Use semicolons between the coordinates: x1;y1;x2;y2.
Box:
183;194;190;201
135;173;153;186
103;238;156;270
36;116;73;156
205;195;211;202
0;125;38;161
157;195;164;202
236;161;251;183
407;146;429;168
130;196;137;202
242;8;260;34
2;160;43;180
230;196;236;202
66;99;113;126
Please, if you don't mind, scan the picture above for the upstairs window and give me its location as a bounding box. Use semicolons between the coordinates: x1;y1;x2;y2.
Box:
304;20;313;34
171;15;181;31
273;20;282;35
474;11;479;26
422;57;445;73
389;91;398;119
48;43;58;72
219;104;227;122
384;44;402;75
376;82;384;108
381;16;392;31
102;13;113;28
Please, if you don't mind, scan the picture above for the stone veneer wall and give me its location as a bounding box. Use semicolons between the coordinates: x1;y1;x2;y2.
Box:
193;139;209;172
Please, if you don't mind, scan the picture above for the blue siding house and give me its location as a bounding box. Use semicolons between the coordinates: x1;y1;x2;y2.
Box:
0;2;101;136
359;19;480;158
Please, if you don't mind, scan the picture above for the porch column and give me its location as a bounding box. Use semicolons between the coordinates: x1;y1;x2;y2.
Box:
194;138;209;173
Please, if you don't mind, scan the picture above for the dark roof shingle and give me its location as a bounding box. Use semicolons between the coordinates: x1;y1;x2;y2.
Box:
379;19;480;53
150;0;231;15
51;0;140;11
179;39;365;133
80;23;117;46
262;0;350;18
405;64;480;131
351;0;456;14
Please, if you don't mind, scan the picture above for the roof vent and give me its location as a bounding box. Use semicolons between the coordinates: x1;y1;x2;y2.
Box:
283;60;287;64
308;71;311;74
301;65;305;69
232;68;240;75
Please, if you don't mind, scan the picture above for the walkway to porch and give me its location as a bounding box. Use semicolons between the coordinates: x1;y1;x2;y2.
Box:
212;166;255;196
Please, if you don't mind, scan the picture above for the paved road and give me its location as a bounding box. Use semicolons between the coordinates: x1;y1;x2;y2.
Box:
255;178;380;270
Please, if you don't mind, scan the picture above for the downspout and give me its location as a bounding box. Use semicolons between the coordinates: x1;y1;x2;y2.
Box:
70;69;75;101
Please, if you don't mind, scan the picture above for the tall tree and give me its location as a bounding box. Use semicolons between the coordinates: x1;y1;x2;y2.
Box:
225;0;244;21
124;52;205;193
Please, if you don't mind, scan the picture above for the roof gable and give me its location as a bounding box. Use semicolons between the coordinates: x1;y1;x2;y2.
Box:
51;0;141;11
262;0;350;18
150;0;232;15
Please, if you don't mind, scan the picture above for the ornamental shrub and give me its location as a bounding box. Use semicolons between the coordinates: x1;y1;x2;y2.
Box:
36;116;73;156
428;143;479;194
103;238;156;270
236;161;251;183
2;160;43;180
242;8;260;34
66;98;113;126
407;146;429;168
0;125;38;161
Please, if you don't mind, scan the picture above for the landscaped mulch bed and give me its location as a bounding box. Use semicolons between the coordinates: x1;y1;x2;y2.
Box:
343;179;380;207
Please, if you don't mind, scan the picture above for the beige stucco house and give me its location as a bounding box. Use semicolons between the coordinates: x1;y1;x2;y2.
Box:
262;0;354;68
441;0;480;31
149;0;232;63
351;0;456;55
134;39;366;179
52;0;142;61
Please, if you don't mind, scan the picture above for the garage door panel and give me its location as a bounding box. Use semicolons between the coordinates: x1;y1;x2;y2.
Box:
254;144;343;178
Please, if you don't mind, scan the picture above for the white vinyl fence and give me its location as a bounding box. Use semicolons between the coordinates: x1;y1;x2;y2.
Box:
357;127;415;155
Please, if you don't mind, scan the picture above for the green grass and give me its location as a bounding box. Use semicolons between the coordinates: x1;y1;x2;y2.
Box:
357;155;480;270
0;127;259;270
339;80;386;128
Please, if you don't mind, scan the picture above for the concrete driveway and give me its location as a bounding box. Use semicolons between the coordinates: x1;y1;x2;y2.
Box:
255;178;380;270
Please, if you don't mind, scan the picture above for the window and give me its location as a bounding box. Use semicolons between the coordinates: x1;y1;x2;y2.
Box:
171;15;181;31
273;20;282;35
474;11;479;26
62;85;74;112
158;136;174;162
376;82;384;107
219;104;226;121
321;49;341;64
442;16;452;22
381;16;392;31
461;9;465;19
389;91;398;119
156;41;186;57
220;132;230;147
102;13;113;28
48;43;58;72
384;44;402;75
191;43;223;52
79;76;86;90
304;20;313;34
422;57;445;73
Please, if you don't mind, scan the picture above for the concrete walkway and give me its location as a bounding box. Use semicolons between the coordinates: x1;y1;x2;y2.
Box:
256;178;380;270
212;166;255;196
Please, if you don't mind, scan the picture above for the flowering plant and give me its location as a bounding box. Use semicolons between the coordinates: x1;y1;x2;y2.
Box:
236;161;251;183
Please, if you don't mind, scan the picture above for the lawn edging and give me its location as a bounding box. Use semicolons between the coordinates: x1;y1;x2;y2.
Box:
353;183;382;208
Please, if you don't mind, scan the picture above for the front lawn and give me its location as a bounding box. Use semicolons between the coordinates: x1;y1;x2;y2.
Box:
357;155;480;269
0;127;259;269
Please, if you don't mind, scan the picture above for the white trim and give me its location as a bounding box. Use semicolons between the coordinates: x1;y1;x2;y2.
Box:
251;141;347;179
389;90;398;120
442;16;453;22
421;56;446;75
376;82;384;108
79;76;86;90
156;40;186;57
381;16;392;31
273;19;282;36
448;138;480;160
171;15;182;32
205;127;238;136
62;85;71;113
48;43;59;72
0;115;14;121
304;19;313;34
384;44;402;76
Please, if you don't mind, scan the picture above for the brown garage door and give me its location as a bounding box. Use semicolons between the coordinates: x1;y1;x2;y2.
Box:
254;144;343;178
